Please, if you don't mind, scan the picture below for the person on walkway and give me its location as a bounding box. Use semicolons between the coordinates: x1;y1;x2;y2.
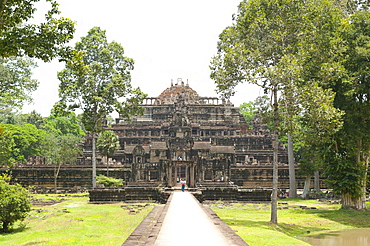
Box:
180;179;186;192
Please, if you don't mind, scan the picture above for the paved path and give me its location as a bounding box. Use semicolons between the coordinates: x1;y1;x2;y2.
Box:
154;192;242;246
122;190;248;246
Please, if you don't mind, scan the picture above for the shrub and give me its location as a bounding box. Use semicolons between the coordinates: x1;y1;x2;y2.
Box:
0;175;31;232
96;175;124;188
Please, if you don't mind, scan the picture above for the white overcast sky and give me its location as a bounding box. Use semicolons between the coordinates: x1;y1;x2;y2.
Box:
22;0;263;116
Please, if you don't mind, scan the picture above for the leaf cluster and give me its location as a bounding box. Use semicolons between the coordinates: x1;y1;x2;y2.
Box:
323;145;366;198
0;0;75;61
0;56;38;108
40;133;82;165
0;175;31;232
96;130;119;158
56;27;147;133
0;123;46;163
96;174;124;188
0;111;85;166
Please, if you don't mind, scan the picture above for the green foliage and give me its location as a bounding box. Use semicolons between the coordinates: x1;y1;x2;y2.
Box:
44;112;85;137
55;26;147;188
23;110;45;129
0;0;75;62
0;56;38;108
0;126;16;166
321;9;370;204
56;26;147;133
0;175;31;232
239;101;256;128
97;130;120;158
96;175;124;187
0;123;46;162
210;0;348;221
324;149;365;198
41;133;83;165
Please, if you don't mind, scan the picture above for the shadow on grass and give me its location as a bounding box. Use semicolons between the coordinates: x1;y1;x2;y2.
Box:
222;206;370;238
223;218;323;237
279;199;370;228
302;208;370;228
1;224;29;235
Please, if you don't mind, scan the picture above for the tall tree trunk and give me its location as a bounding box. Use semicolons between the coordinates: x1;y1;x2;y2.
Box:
288;133;297;198
314;170;320;193
341;140;367;210
364;155;369;206
106;155;109;176
341;192;366;210
2;221;9;232
270;85;279;225
54;163;61;194
302;176;311;199
92;132;97;189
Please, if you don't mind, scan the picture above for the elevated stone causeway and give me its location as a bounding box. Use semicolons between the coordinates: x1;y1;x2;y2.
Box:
122;191;248;246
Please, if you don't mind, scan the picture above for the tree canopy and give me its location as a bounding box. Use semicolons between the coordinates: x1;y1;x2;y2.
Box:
97;130;119;159
210;0;348;222
0;56;38;108
56;26;146;188
322;9;370;209
212;0;370;211
44;112;85;137
0;123;46;163
0;0;75;61
56;26;146;132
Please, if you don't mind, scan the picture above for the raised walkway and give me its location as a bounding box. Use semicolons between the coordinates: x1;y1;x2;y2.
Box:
122;189;248;246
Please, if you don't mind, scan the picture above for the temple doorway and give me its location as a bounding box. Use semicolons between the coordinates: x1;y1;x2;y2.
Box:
177;165;186;179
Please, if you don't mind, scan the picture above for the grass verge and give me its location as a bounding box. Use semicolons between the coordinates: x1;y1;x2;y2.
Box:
0;193;155;246
210;199;370;246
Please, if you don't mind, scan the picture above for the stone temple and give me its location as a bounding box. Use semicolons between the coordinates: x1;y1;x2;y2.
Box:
3;78;298;197
83;78;289;190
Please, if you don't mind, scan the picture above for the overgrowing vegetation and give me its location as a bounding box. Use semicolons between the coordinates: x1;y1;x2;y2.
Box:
96;175;125;188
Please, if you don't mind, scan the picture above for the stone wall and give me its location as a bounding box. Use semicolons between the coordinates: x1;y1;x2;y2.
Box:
89;188;170;204
1;164;327;192
1;164;131;192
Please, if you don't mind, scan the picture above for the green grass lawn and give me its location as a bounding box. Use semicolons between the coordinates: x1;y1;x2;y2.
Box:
0;193;155;246
210;199;370;246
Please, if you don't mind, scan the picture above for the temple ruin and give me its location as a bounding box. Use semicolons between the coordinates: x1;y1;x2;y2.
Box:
3;79;319;200
83;78;289;189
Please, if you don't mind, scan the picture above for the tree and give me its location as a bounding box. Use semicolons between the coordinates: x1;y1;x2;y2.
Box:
0;126;15;167
0;56;38;108
41;112;83;193
210;0;344;223
23;110;44;129
280;83;343;199
97;130;120;176
0;0;75;61
239;101;256;129
323;9;370;210
56;27;146;189
0;175;31;232
211;0;304;224
0;123;46;163
41;133;82;193
44;112;85;137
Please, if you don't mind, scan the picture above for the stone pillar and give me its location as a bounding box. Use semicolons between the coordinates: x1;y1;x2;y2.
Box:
174;163;178;184
168;162;174;187
189;163;196;188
